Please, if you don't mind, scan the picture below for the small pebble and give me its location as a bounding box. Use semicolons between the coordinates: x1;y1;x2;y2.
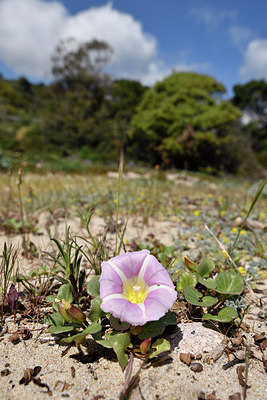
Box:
190;362;203;372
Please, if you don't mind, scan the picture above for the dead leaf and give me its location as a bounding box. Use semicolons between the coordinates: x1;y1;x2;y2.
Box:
228;393;241;400
33;378;52;396
231;336;243;346
254;332;266;343
9;332;20;345
19;328;32;340
1;369;10;377
259;339;267;351
236;366;251;388
180;352;192;365
71;366;75;378
206;391;220;400
19;366;41;385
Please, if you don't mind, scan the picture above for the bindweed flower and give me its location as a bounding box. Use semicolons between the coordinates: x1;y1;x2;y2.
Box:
99;249;177;326
55;299;86;324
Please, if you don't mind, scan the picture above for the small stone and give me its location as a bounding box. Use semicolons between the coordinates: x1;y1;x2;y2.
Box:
180;353;192;365
190;362;203;372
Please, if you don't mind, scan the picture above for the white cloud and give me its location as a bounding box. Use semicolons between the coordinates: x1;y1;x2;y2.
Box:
229;25;255;50
0;0;210;85
190;6;235;30
240;39;267;80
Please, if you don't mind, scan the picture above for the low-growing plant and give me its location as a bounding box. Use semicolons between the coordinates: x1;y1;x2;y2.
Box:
45;250;177;370
0;242;18;324
176;256;244;323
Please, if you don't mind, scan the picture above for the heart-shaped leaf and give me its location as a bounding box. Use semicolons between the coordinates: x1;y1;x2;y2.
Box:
44;312;65;327
215;271;243;294
110;315;130;331
87;275;100;297
61;320;102;345
113;332;131;370
202;307;238;322
57;283;74;303
49;325;75;334
88;296;105;322
184;286;217;307
149;338;170;358
196;258;214;278
198;277;217;290
176;271;197;291
138;311;176;340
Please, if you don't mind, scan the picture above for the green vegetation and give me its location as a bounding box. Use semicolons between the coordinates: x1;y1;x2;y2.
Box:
0;38;266;175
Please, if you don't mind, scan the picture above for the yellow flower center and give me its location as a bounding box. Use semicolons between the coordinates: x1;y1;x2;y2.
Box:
123;276;149;304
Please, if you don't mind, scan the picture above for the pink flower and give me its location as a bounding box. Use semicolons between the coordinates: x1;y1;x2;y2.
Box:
99;250;177;326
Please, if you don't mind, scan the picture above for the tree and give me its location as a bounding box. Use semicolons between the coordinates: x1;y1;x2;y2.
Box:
51;37;112;91
109;79;148;147
232;80;267;165
130;72;241;171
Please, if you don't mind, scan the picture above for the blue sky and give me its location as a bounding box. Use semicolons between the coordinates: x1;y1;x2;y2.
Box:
0;0;267;95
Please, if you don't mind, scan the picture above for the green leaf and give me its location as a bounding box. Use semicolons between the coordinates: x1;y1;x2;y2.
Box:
110;315;130;331
44;312;65;327
196;258;214;278
57;283;74;302
87;275;100;297
45;295;58;311
176;271;197;291
202;307;238;323
184;256;197;272
198;277;217;290
49;325;75;334
88;296;105;322
113;332;131;370
215;271;244;295
61;320;102;345
184;286;218;307
149;338;171;358
138;311;176;340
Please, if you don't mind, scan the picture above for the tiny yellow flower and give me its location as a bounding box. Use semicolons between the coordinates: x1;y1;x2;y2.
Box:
259;212;265;221
223;236;229;244
193;210;201;216
218;196;223;205
172;215;179;221
221;210;226;216
95;208;103;216
222;249;229;259
238;267;246;276
208;193;213;198
113;198;118;204
240;229;247;235
231;227;238;234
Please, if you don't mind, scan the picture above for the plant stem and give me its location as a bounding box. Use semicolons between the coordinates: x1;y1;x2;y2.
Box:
115;146;124;256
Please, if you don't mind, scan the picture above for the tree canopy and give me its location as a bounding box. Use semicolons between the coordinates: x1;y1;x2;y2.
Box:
130;72;241;170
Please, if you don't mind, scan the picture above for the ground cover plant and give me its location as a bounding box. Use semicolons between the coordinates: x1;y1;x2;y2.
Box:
0;168;266;399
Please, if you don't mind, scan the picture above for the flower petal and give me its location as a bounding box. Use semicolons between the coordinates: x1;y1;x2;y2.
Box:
99;262;123;300
101;297;146;325
143;256;175;288
144;288;177;321
104;249;150;279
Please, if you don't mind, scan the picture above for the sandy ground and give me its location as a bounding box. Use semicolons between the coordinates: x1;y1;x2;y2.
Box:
0;213;266;399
